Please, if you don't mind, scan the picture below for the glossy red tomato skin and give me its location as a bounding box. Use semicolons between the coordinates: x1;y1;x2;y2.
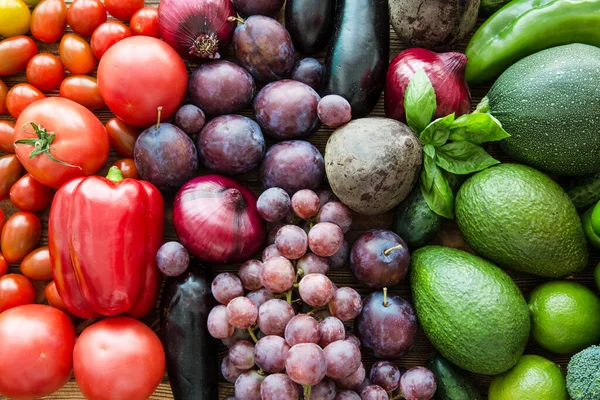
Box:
30;0;68;44
0;255;7;277
0;304;76;399
20;246;53;281
0;120;15;153
0;79;7;113
105;117;141;157
26;53;65;92
59;75;105;110
6;83;46;119
14;97;109;188
10;174;54;212
0;36;38;77
0;154;24;200
98;36;188;127
130;7;160;38
112;158;140;179
104;0;143;21
1;212;41;263
59;33;96;75
0;274;36;313
45;281;71;315
74;317;166;400
67;0;107;37
90;21;132;59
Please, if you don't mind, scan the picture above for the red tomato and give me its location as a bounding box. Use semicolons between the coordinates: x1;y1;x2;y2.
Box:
105;117;141;157
20;246;53;281
0;255;7;277
0;154;24;200
0;304;76;398
112;158;140;179
26;53;65;92
6;83;46;119
14;97;109;188
59;75;105;110
0;120;15;153
104;0;143;21
59;33;96;75
0;36;38;77
67;0;107;37
98;36;188;127
74;317;165;400
1;212;41;263
90;21;132;59
0;274;36;312
10;173;54;212
45;281;71;315
0;79;7;113
130;7;159;38
30;0;68;44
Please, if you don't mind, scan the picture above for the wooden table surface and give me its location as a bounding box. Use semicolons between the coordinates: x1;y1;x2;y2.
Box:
1;1;598;399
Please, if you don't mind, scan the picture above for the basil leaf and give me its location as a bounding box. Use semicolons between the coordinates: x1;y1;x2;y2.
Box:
404;69;437;134
421;152;437;192
448;113;510;144
435;141;500;175
420;114;455;147
420;165;454;219
423;144;436;159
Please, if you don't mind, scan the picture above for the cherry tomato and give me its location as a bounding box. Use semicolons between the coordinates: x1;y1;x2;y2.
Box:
26;53;65;92
0;255;7;277
0;0;31;38
1;212;41;263
74;317;166;400
104;0;143;21
6;83;46;119
59;33;96;75
106;117;142;157
130;7;159;38
112;158;140;179
0;120;15;153
10;173;54;212
0;274;36;312
0;36;38;77
0;304;76;399
90;21;132;59
67;0;106;37
59;75;105;110
20;246;52;281
0;154;23;200
30;0;67;43
45;281;71;314
0;79;7;114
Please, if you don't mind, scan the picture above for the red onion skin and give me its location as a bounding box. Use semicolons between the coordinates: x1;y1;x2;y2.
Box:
385;48;471;123
173;175;266;263
158;0;236;62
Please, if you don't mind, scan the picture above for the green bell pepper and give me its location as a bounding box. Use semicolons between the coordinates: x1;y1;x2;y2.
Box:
466;0;600;84
583;206;600;248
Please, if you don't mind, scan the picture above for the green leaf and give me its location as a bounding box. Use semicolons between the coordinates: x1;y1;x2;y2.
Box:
420;113;455;147
448;113;510;144
421;152;437;192
420;165;455;219
423;144;436;159
404;69;437;134
435;141;500;175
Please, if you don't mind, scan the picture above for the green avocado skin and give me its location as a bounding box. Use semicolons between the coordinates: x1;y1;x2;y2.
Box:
486;43;600;176
410;246;530;375
455;163;588;278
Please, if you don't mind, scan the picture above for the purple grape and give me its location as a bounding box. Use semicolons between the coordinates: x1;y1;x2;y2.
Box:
211;272;244;305
262;244;284;261
175;104;206;135
260;256;295;293
155;241;190;277
318;202;353;233
319;316;345;347
258;188;291;222
258;299;295;336
254;80;321;140
369;361;400;392
221;356;246;383
310;377;336;400
316;188;338;206
291;58;323;91
275;225;308;260
328;240;350;269
228;340;255;370
329;287;363;321
309;222;344;257
297;253;329;275
299;273;335;307
284;313;320;347
239;259;264;291
260;140;325;195
247;288;276;308
345;333;361;349
226;296;258;329
260;373;299;400
222;328;252;348
335;363;365;390
196;115;265;175
285;343;327;385
360;385;388;400
318;95;352;128
207;305;234;339
254;335;290;373
292;189;320;219
232;0;285;17
335;390;361;400
400;367;437;400
188;60;255;116
235;370;265;400
323;340;361;380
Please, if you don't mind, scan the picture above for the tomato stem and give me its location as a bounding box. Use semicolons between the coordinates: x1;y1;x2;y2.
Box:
14;123;82;170
156;106;163;130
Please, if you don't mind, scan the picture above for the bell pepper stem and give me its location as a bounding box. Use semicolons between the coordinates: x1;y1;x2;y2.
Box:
106;166;124;183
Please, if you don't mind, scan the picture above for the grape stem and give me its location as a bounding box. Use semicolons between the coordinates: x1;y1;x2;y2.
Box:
383;244;403;256
383;287;389;307
303;385;312;399
247;326;259;344
285;289;293;304
389;394;403;400
306;306;327;316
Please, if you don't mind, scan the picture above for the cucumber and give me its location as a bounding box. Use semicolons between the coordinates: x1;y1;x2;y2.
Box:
427;354;483;400
566;172;600;210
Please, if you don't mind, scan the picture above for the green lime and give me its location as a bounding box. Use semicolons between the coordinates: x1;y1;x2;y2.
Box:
489;355;568;400
582;208;600;248
529;280;600;354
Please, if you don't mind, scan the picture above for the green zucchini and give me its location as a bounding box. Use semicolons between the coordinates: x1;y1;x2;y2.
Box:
427;354;483;400
566;172;600;210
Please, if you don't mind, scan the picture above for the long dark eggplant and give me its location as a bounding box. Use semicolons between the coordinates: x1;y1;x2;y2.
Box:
320;0;389;117
161;263;218;400
285;0;336;54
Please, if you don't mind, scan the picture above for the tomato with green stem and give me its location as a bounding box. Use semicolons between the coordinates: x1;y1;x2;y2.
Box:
105;117;142;157
103;0;143;21
26;53;65;92
1;212;41;263
0;36;38;77
30;0;67;44
130;7;160;38
91;21;132;59
0;154;23;200
0;120;15;153
59;34;96;75
0;274;36;313
10;173;54;212
6;83;45;119
67;0;107;37
59;75;105;110
112;158;140;179
20;246;53;281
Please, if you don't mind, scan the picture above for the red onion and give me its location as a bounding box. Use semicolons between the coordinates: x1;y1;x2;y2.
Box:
385;48;471;122
158;0;236;62
173;175;266;263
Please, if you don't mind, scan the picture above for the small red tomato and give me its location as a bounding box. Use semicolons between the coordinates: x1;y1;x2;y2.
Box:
106;117;142;157
0;36;38;77
26;53;65;92
130;7;159;38
0;255;7;277
6;84;46;119
0;120;15;153
90;21;132;59
30;0;68;44
112;158;140;179
104;0;143;21
20;246;53;281
9;173;54;212
0;274;36;313
1;212;41;263
0;154;24;200
45;281;71;315
59;33;96;75
59;75;105;110
67;0;107;37
0;79;7;114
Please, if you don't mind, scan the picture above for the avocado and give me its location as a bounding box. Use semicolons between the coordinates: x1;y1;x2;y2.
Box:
411;246;530;375
455;163;588;278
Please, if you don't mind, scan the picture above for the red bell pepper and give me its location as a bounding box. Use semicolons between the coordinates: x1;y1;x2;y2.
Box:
48;166;164;319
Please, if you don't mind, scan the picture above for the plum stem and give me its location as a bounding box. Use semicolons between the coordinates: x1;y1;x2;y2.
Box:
384;244;403;256
383;287;389;307
303;385;312;399
247;326;259;344
156;106;163;130
227;15;245;24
